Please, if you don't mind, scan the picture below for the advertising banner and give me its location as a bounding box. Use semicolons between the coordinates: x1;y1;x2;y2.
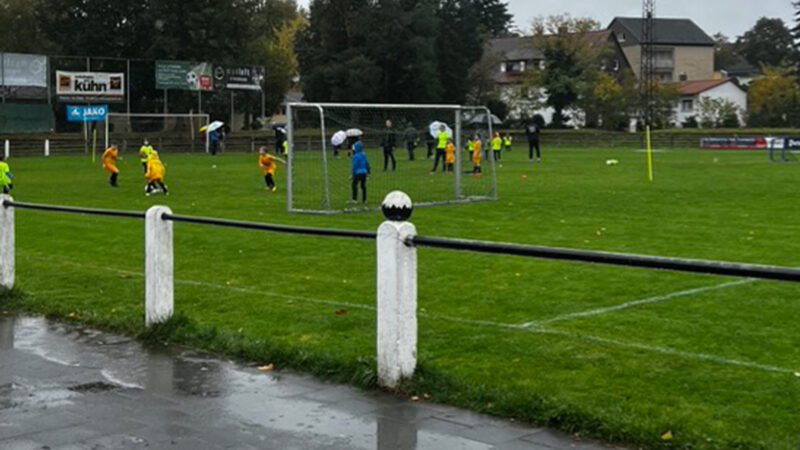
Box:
66;104;109;122
700;137;766;149
0;104;53;133
56;71;124;100
213;65;264;91
155;60;213;91
1;53;47;87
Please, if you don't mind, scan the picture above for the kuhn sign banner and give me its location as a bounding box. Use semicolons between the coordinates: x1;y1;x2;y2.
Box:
56;71;124;98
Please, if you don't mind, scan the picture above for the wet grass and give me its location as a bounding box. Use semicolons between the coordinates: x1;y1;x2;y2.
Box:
2;147;800;449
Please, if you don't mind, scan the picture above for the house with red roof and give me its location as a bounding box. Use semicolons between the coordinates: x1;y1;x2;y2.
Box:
675;79;747;127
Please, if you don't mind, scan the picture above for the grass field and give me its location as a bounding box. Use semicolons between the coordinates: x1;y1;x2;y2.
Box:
2;146;799;449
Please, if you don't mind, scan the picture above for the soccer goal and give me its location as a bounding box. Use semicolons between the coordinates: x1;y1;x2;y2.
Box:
103;113;210;154
286;103;497;214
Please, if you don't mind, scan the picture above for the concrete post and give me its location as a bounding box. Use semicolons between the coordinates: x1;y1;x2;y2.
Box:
44;139;50;157
3;140;8;159
145;206;173;326
376;191;417;388
0;195;13;291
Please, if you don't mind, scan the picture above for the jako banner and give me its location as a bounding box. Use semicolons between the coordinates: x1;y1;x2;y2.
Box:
155;61;213;91
213;65;264;91
56;71;125;100
66;104;109;122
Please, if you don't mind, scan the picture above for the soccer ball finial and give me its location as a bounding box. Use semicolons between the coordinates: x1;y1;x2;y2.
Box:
381;191;413;221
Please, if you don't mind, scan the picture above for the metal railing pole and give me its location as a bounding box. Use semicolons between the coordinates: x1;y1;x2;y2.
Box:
145;205;173;326
0;195;14;290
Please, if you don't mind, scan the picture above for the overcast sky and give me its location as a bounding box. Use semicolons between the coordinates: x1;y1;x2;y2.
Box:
294;0;795;40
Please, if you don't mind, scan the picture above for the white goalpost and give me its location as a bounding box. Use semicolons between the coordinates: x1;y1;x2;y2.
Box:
286;102;497;214
103;113;210;154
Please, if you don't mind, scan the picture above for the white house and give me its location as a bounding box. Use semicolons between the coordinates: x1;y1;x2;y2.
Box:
674;79;747;127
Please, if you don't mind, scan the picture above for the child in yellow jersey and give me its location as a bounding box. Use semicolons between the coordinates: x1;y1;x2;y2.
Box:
0;154;13;194
102;143;120;187
471;135;482;176
444;139;456;173
144;151;168;196
258;147;286;192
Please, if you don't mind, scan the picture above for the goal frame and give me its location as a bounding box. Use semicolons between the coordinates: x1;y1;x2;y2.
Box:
286;102;497;214
103;113;210;154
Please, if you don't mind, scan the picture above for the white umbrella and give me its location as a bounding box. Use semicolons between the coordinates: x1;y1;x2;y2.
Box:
345;128;363;137
429;121;453;139
207;121;225;132
331;130;347;146
466;112;502;126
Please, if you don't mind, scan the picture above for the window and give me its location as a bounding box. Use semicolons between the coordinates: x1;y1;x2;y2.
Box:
500;62;507;73
681;99;694;112
619;32;626;42
613;60;620;71
679;73;687;81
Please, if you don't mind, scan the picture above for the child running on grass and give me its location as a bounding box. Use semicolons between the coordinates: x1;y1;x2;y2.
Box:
258;147;286;192
0;154;13;194
471;135;482;176
144;151;168;196
444;138;456;173
139;139;154;173
102;143;120;187
347;138;370;204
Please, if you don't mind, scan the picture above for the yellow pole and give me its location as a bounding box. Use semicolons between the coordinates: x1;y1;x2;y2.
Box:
646;125;653;182
92;127;97;164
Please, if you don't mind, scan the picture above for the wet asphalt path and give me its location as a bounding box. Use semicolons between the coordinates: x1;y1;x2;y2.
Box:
0;316;619;449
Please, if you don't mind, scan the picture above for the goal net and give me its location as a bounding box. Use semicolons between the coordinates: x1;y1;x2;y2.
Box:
287;103;497;214
103;113;210;154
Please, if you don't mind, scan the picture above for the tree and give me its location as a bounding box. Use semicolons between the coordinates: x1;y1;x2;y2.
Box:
735;18;796;68
696;97;741;128
582;72;636;130
296;0;511;104
0;0;49;53
747;66;800;127
524;15;604;128
712;33;739;71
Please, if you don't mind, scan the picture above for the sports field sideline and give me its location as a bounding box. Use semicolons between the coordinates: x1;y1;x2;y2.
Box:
2;146;799;449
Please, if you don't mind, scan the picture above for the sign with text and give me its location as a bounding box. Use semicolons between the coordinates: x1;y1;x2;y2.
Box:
213;65;264;91
66;105;109;122
155;60;213;91
700;137;766;149
1;53;47;87
56;71;124;100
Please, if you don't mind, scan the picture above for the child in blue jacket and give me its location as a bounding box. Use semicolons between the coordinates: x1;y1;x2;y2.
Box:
348;139;370;204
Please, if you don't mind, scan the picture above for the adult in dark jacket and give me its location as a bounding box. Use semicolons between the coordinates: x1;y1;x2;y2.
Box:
381;120;397;171
526;121;541;161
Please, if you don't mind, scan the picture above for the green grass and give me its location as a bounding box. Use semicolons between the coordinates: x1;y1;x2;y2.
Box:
2;147;800;449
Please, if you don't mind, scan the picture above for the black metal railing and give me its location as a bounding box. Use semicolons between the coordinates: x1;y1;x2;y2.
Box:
3;200;146;219
409;235;800;283
4;199;800;284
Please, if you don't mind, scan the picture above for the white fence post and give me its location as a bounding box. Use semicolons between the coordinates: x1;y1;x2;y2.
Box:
376;192;417;388
44;139;50;157
145;205;173;326
0;195;13;291
3;140;9;159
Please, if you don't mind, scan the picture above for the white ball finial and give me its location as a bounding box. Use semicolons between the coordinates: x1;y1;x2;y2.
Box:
381;191;413;221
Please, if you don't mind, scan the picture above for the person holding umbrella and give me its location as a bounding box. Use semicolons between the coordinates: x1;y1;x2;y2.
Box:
381;119;397;171
331;130;347;158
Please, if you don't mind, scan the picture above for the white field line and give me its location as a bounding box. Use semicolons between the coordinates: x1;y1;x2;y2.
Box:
520;279;756;328
20;254;797;374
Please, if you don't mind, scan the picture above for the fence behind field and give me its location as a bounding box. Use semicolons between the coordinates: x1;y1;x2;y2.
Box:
2;192;800;388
